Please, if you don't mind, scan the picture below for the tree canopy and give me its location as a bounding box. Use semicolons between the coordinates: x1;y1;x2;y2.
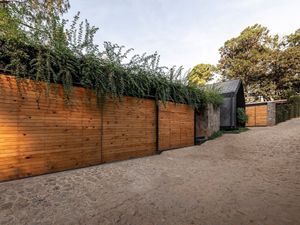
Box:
218;24;300;101
187;63;216;85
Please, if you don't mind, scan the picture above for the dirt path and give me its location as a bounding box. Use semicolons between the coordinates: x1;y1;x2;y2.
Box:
1;118;300;225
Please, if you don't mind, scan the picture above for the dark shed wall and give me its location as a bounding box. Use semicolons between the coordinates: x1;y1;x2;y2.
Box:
220;97;233;127
235;84;245;127
218;80;245;128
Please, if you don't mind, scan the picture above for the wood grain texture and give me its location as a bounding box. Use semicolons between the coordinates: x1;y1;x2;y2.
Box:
158;102;194;151
246;105;268;127
0;75;102;181
102;96;156;162
246;106;256;127
0;74;195;182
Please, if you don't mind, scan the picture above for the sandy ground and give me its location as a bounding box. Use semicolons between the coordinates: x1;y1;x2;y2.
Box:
0;118;300;225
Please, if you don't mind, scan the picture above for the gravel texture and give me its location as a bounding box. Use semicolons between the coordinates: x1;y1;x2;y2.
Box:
0;118;300;225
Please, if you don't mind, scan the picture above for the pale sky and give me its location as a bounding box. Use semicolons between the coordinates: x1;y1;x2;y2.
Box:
66;0;300;70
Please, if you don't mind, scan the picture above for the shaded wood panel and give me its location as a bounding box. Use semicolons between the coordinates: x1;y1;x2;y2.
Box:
245;106;256;127
0;75;102;181
159;102;194;151
102;96;156;162
246;105;268;127
0;76;19;181
255;105;268;126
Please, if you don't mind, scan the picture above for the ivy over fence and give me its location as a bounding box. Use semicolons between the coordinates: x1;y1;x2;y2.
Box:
0;1;223;108
0;37;223;107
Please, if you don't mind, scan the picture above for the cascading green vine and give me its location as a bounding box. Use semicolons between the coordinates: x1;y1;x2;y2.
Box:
0;0;223;108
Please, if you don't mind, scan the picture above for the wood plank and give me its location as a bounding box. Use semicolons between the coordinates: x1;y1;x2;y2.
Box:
159;101;194;150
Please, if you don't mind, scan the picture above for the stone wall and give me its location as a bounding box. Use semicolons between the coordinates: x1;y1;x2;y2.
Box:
196;104;220;139
267;102;276;126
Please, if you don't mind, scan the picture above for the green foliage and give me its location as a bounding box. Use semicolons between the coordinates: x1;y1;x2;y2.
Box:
288;95;300;104
207;127;250;140
287;95;300;118
223;127;249;134
218;24;300;101
272;30;300;97
286;28;300;47
236;107;248;126
276;95;300;123
208;130;223;140
0;1;223;107
187;63;216;85
202;86;223;106
276;104;290;123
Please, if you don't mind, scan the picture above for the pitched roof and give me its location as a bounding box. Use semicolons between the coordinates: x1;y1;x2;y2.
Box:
213;80;241;95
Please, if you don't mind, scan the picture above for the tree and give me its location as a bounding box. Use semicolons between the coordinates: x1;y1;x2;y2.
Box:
218;24;300;101
218;24;277;101
0;0;96;92
187;63;216;85
0;0;70;41
271;29;300;97
287;28;300;47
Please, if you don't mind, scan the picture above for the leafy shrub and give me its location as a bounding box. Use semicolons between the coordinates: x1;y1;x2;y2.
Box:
276;103;290;123
208;131;223;140
288;95;300;118
237;107;248;126
223;127;249;134
0;6;223;107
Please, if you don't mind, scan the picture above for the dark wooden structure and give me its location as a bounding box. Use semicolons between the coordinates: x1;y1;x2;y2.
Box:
214;80;245;128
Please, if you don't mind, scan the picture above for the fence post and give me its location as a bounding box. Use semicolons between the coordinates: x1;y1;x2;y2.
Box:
156;103;160;153
194;109;197;145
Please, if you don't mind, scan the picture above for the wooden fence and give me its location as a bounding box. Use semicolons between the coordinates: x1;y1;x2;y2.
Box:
246;99;300;127
158;101;194;150
0;74;195;182
246;103;269;126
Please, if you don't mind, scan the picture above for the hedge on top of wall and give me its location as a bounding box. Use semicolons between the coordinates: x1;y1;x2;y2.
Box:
0;38;223;108
0;2;223;108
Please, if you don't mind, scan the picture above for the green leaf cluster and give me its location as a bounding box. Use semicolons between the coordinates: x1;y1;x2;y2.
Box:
187;63;216;85
0;1;223;107
218;24;300;101
236;107;248;126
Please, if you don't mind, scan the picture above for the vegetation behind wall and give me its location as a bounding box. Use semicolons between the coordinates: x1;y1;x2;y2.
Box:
276;96;300;123
0;1;223;108
288;95;300;118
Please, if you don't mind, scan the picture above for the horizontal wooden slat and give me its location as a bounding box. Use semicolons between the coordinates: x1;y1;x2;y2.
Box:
0;74;195;182
159;101;194;151
0;74;102;182
102;96;156;162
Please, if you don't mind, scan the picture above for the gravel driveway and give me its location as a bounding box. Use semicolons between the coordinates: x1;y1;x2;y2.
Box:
1;118;300;225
